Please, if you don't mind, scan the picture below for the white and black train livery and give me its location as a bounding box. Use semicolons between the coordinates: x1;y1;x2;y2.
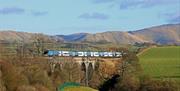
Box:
44;50;126;58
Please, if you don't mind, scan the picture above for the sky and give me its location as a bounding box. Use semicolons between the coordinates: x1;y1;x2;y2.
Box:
0;0;180;35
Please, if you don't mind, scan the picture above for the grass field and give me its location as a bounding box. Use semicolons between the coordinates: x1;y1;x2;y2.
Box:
138;46;180;81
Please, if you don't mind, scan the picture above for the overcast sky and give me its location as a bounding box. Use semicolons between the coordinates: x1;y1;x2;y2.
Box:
0;0;179;35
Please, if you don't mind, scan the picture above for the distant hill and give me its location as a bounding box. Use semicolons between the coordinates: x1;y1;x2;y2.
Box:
56;24;180;45
0;24;179;45
0;31;55;43
130;24;180;45
84;31;147;44
53;33;88;42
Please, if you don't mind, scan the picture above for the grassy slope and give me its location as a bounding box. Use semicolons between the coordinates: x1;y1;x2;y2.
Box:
64;86;98;91
138;46;180;81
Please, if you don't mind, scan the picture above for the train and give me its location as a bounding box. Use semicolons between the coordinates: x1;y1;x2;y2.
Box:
44;50;125;57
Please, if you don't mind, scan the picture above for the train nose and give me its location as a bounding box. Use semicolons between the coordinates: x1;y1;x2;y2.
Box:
44;50;49;54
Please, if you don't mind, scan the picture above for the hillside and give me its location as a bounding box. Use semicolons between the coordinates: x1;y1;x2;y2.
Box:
57;24;180;45
130;24;180;45
0;31;55;43
84;31;147;44
0;24;180;45
53;33;88;42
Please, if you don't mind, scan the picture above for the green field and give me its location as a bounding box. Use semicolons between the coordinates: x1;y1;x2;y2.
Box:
138;46;180;81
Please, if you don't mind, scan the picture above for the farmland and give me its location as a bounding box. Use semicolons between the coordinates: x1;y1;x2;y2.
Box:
138;46;180;81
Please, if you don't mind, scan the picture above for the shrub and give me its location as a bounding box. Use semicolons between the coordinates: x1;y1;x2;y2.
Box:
0;61;29;91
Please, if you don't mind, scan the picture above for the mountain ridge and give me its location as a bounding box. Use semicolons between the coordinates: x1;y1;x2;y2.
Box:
56;24;180;45
0;24;180;45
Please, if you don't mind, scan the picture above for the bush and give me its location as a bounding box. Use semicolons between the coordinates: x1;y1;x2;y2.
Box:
34;84;50;91
139;76;178;91
0;61;29;91
16;85;36;91
0;70;6;91
22;65;53;91
115;75;140;91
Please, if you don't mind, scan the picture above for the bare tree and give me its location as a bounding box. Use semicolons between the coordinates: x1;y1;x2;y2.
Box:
31;34;47;57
